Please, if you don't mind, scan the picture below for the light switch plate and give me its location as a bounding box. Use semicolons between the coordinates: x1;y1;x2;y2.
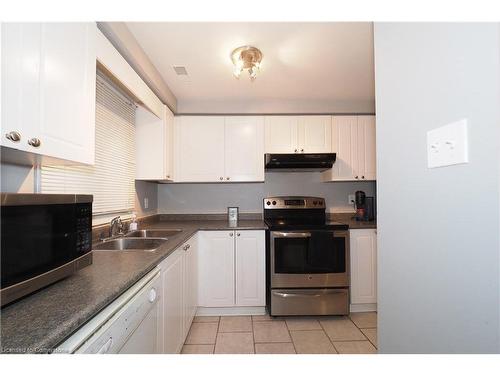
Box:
144;197;149;209
427;119;469;168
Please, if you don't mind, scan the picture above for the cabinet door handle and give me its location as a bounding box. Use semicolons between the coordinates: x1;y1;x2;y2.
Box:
186;244;190;249
226;177;230;180
300;148;304;152
28;138;41;148
229;232;234;237
294;149;298;153
219;176;223;180
237;233;240;237
5;131;21;142
355;176;359;179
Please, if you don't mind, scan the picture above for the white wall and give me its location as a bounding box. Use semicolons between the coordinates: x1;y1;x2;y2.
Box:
158;171;375;214
374;23;500;353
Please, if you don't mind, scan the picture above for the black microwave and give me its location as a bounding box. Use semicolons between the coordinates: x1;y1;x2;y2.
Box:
1;193;93;307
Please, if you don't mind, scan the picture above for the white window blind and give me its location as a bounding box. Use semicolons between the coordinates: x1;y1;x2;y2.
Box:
41;73;136;218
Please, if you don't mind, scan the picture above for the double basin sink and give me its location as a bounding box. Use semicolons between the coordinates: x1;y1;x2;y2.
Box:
93;229;183;252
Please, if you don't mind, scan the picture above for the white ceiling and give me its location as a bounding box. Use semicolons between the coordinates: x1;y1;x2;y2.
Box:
126;22;375;114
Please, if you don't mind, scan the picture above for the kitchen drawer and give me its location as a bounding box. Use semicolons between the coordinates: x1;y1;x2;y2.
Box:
270;288;349;316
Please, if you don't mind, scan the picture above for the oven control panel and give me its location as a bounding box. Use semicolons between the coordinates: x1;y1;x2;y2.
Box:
264;197;325;209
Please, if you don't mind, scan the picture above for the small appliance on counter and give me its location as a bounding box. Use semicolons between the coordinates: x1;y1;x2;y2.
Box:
364;196;376;221
1;193;93;307
227;207;239;227
354;191;375;221
354;191;366;221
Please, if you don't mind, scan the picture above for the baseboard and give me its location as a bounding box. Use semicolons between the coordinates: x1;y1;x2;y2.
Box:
196;306;266;316
350;303;377;313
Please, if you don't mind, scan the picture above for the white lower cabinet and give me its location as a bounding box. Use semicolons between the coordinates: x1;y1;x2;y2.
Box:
159;235;198;354
235;231;266;306
160;248;184;354
198;231;235;307
350;229;377;311
183;235;198;331
198;230;265;308
159;229;264;353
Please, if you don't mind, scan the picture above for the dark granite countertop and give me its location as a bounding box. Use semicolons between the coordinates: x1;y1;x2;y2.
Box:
0;215;374;352
0;219;266;353
330;213;377;230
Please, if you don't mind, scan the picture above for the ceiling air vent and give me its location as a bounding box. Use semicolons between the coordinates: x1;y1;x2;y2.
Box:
173;66;188;75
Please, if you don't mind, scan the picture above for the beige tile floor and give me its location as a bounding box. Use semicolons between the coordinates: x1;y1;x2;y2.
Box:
181;312;377;354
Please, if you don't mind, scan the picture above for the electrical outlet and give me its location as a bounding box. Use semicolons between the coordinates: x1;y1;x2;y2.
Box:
144;197;149;209
348;194;355;205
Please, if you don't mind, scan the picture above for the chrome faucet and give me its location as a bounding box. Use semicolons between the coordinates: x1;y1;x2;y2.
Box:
109;216;124;238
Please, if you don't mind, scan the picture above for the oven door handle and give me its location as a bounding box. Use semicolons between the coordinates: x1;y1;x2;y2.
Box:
272;290;345;298
272;232;311;238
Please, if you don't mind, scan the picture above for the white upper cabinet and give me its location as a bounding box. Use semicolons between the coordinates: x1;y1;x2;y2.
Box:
136;105;174;181
225;116;264;182
164;107;175;181
265;115;332;154
38;23;96;165
174;116;264;182
357;116;376;181
1;23;96;165
1;23;39;154
174;116;226;182
322;115;376;181
264;116;298;153
350;229;377;307
297;116;332;153
325;116;358;180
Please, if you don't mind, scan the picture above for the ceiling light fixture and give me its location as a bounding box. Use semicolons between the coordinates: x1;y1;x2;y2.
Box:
230;45;263;81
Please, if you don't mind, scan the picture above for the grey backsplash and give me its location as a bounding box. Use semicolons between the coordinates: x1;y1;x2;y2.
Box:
0;163;35;193
157;172;376;214
135;180;159;217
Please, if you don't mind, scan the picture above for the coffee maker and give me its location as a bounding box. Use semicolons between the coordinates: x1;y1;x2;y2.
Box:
355;191;375;221
355;191;366;221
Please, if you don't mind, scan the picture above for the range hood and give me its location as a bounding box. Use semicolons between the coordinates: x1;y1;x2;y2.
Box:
265;153;336;171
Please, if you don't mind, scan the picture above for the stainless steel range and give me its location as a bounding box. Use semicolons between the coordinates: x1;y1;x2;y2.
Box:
264;196;349;316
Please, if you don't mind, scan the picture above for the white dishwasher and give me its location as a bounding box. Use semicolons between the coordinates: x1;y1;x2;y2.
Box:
58;268;162;354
